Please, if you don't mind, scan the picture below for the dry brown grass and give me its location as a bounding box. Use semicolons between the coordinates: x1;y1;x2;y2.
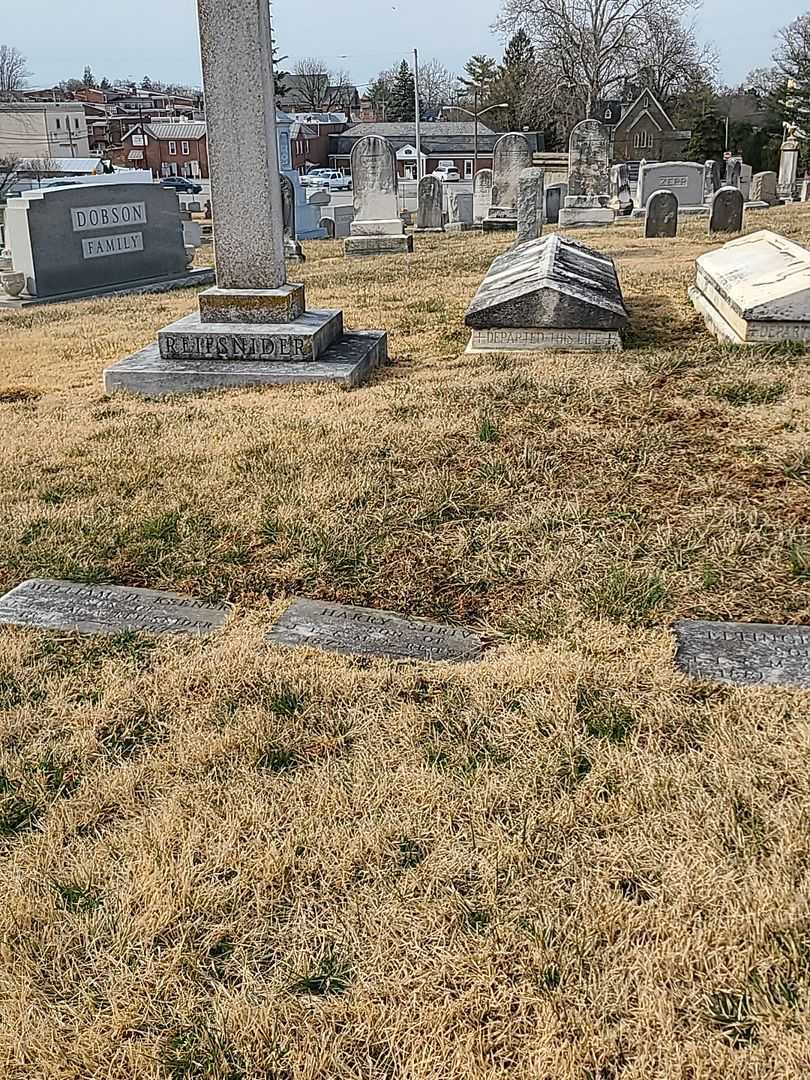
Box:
1;210;810;1078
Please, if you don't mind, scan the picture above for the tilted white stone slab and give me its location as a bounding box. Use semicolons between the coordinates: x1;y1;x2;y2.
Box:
691;230;810;344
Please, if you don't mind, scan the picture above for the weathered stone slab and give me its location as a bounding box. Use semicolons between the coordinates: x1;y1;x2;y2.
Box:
158;309;342;361
0;579;227;636
198;283;305;324
266;598;484;662
465;234;628;340
751;171;779;205
545;183;567;224
489;134;533;217
567;120;610;199
467;327;621;353
709;187;744;234
674;619;810;689
344;235;413;257
473;169;493;223
448;190;473;227
609;163;632;214
350;136;402;234
645;190;678;238
690;230;810;345
415;175;444;231
104;331;387;396
517;168;544;244
638;161;704;209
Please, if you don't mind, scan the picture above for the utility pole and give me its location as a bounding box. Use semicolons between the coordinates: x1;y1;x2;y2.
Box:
414;48;422;182
473;87;479;178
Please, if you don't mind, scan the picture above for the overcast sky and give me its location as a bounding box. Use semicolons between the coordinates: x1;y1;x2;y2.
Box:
3;0;803;93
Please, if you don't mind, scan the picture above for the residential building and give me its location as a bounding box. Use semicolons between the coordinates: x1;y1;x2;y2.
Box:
611;90;690;163
287;112;348;171
0;101;90;160
114;120;208;179
329;122;499;179
279;75;361;119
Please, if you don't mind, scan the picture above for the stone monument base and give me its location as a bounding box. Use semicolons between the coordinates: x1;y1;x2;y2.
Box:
198;283;305;324
466;327;622;353
482;218;517;232
445;222;477;233
631;205;709;219
350;219;406;237
104;331;387;397
0;267;215;309
558;208;615;228
689;286;810;347
413;227;445;234
344;235;414;257
158;309;343;362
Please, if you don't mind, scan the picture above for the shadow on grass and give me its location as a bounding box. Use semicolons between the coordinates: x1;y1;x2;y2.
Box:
623;292;699;350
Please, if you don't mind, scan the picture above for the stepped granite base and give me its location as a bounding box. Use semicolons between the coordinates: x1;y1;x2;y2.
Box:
0;267;215;309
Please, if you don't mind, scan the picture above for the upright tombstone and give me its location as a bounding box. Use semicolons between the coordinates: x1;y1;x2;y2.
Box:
415;174;444;232
635;162;706;216
609;163;633;215
517;168;545;244
778;131;800;201
464;234;628;353
473;169;493;224
104;0;387;395
280;174;305;263
709;186;744;235
689;230;810;346
725;157;742;188
751;170;779;206
483;133;533;231
446;189;474;233
559;120;614;228
345;136;413;256
545;183;567;225
704;159;723;199
740;163;752;201
0;183;213;307
645;190;678;238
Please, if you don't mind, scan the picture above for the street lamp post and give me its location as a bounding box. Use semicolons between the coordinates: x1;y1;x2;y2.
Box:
442;98;509;178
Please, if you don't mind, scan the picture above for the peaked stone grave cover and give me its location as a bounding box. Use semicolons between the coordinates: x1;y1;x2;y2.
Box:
689;229;810;345
464;234;628;352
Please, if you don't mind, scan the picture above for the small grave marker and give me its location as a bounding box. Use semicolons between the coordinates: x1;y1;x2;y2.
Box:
674;620;810;689
266;598;485;662
0;579;227;636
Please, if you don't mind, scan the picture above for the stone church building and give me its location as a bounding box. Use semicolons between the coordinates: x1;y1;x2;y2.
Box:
611;90;691;163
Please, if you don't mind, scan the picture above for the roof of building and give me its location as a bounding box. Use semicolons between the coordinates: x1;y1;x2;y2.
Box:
290;122;319;140
330;122;500;158
143;121;207;141
341;121;495;138
287;112;347;126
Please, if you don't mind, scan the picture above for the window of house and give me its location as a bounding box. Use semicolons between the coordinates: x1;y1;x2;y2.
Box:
464;159;473;179
168;141;177;155
633;130;653;150
55;117;61;129
75;117;80;129
181;141;190;155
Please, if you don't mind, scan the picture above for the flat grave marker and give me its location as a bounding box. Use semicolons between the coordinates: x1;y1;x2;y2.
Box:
266;598;485;663
0;579;228;636
674;620;810;689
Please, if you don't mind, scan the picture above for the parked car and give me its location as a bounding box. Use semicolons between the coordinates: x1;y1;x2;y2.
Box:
433;165;460;183
301;169;332;187
311;170;352;192
160;176;203;194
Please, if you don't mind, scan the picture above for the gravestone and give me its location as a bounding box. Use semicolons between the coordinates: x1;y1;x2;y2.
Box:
645;190;678;238
465;234;628;353
0;183;213;307
740;163;752;201
674;620;810;689
345;135;412;255
104;0;386;396
0;579;227;636
725;157;742;188
751;171;778;206
704;159;722;198
266;598;485;663
281;174;305;263
320;216;336;238
545;183;567;224
609;163;632;215
635;162;706;215
517;168;544;244
559;120;614;228
709;186;744;235
778;133;800;201
690;229;810;345
473;169;493;223
446;189;474;232
415;174;444;232
483;134;533;232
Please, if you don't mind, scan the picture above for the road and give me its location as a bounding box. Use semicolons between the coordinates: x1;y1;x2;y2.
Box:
327;179;475;210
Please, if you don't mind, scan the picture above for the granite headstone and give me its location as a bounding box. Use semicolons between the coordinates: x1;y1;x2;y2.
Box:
559;120;613;227
473;169;493;223
709;186;744;235
751;171;778;206
674;620;810;689
346;135;412;255
484;134;533;231
517;167;544;244
415;174;444;232
645;190;678;238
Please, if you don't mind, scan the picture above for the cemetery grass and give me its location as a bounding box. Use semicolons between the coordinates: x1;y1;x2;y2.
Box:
1;212;810;1078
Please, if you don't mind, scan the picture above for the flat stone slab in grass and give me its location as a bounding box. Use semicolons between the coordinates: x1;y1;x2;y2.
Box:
266;599;485;662
0;579;227;636
674;620;810;689
104;331;387;396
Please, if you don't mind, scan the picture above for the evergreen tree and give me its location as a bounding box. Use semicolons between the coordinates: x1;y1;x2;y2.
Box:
460;55;499;97
495;31;538;131
388;60;416;122
686;110;725;161
272;32;290;101
82;65;97;89
141;75;153;90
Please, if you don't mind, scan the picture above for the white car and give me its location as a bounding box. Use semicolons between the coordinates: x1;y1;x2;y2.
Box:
433;165;460;182
312;170;353;192
301;169;332;187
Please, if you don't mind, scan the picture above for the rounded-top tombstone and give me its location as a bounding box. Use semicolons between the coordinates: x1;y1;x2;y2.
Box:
709;186;744;235
645;189;678;238
351;136;399;224
473;168;494;222
568;120;610;198
416;174;444;231
491;134;533;210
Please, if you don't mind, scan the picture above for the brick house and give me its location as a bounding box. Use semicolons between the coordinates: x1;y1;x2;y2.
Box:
612;90;690;163
114;121;208;179
329;122;498;180
288;113;348;171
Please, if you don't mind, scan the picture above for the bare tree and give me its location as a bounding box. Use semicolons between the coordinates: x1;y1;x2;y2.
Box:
0;45;30;99
629;12;718;103
286;57;355;112
775;14;810;77
418;58;456;114
0;155;19;200
496;0;697;118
